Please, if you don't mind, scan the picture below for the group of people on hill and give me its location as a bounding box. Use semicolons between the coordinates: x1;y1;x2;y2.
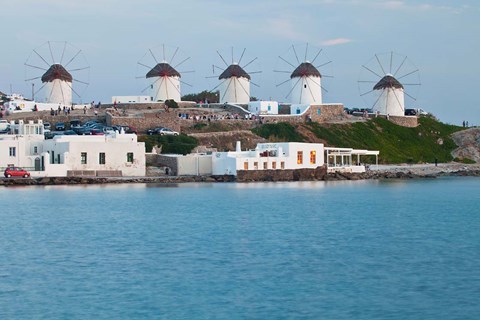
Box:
50;105;71;116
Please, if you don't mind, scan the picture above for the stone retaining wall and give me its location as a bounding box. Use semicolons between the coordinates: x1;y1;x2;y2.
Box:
388;115;418;127
261;104;346;124
106;111;181;133
237;166;327;182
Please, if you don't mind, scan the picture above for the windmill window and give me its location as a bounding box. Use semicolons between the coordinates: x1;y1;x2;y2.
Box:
304;84;307;88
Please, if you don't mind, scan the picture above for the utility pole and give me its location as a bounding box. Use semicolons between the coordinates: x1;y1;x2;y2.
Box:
32;83;35;101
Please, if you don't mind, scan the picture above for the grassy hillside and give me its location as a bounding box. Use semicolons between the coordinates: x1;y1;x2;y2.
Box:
252;117;464;164
139;134;198;154
251;122;305;142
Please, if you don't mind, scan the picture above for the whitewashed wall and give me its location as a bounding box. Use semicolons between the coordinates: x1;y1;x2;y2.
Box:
44;80;72;105
373;88;405;116
290;76;322;105
151;76;181;102
220;77;250;104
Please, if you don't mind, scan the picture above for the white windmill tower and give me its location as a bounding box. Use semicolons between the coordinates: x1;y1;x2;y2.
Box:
137;45;193;102
209;48;261;104
358;52;420;116
275;44;332;105
25;41;90;105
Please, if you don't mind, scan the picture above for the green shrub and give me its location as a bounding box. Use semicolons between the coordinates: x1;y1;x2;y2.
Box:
252;123;305;142
139;134;198;154
165;99;179;109
453;157;476;164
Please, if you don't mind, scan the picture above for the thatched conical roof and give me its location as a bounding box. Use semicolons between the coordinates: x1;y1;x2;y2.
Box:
146;63;181;78
41;64;73;83
373;74;403;90
290;62;321;79
218;64;251;80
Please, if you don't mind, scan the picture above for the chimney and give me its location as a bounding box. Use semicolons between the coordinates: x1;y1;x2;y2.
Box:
236;141;241;152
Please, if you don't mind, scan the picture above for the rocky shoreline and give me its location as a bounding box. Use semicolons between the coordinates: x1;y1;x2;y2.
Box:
1;163;479;186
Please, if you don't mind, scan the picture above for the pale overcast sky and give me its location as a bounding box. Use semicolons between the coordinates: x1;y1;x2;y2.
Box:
1;0;479;124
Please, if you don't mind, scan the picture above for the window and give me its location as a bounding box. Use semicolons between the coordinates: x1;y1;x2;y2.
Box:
310;151;316;164
281;161;285;169
263;162;268;170
297;151;303;164
127;152;134;163
253;162;258;170
243;162;248;170
304;84;307;88
317;108;321;115
81;152;87;164
272;162;277;169
33;146;38;154
9;147;16;157
99;152;106;165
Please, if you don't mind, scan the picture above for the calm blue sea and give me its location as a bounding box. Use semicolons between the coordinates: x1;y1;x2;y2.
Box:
0;177;479;319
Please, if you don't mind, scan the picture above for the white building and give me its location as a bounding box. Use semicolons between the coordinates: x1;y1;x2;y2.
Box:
112;96;152;104
42;64;73;105
212;141;378;176
290;62;322;105
212;142;325;175
0;120;145;177
146;62;181;102
372;74;405;116
248;101;278;115
219;63;251;104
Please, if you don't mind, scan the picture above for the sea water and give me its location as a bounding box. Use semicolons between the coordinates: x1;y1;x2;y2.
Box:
0;177;479;319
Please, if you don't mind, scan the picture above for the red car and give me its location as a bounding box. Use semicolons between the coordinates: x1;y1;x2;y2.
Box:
4;166;30;178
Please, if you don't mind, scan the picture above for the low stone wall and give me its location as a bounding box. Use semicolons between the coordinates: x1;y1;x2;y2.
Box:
308;104;346;122
237;166;327;182
106;111;181;133
389;115;418;127
260;103;346;124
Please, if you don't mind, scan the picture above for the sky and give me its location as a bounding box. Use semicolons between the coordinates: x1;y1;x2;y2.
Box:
1;0;479;125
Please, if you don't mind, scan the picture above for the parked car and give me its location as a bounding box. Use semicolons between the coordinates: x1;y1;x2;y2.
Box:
147;127;179;136
405;109;417;116
116;125;138;134
90;129;105;135
4;166;30;178
44;122;51;131
55;122;65;131
102;126;115;135
72;126;92;135
70;119;81;128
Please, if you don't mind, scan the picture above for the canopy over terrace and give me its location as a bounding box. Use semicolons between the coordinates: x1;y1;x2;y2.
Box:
325;147;379;173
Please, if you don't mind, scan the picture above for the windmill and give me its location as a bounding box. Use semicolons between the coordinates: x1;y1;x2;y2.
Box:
358;52;420;116
275;44;332;105
208;47;261;104
25;41;90;105
137;44;193;102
